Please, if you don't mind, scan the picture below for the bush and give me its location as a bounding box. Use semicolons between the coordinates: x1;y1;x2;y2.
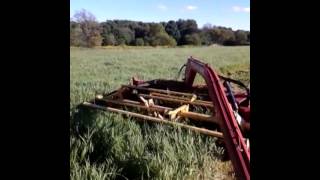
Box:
102;34;116;46
184;33;201;45
87;34;103;47
135;38;144;46
117;38;126;46
156;33;177;46
234;30;249;45
114;27;135;45
73;9;103;48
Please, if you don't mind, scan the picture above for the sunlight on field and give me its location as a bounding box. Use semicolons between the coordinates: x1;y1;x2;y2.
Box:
70;46;249;179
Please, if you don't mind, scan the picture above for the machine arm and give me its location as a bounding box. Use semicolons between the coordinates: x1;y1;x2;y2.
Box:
184;57;250;180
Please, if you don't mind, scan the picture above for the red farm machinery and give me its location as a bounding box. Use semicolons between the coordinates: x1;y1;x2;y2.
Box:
82;57;250;180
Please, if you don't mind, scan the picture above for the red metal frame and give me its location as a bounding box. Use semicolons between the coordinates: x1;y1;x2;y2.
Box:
184;57;250;180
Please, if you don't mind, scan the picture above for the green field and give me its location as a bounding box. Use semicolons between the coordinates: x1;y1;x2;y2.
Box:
70;46;250;179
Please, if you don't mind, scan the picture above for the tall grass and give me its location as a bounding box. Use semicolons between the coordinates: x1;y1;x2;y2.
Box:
70;46;249;179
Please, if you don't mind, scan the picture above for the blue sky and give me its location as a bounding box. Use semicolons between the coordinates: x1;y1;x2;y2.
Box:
70;0;250;30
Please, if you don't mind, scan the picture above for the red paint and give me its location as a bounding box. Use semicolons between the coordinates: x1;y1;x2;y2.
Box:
184;57;250;180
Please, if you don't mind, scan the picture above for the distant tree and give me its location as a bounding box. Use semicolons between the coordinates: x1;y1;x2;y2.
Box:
148;23;176;46
199;30;212;45
134;23;150;39
117;38;126;45
177;19;198;35
143;39;150;46
210;28;223;43
184;33;201;45
113;27;135;45
160;22;167;29
221;29;236;45
176;19;199;45
199;24;219;45
73;9;102;47
71;13;250;47
203;23;212;30
155;34;177;46
235;30;248;45
207;27;236;45
100;21;113;35
135;38;144;46
102;33;116;45
70;21;84;46
165;20;181;43
148;23;163;37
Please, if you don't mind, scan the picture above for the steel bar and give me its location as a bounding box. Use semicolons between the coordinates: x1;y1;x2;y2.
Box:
98;98;172;113
179;111;217;123
83;102;223;138
139;94;214;108
122;85;196;97
122;99;171;110
150;92;212;105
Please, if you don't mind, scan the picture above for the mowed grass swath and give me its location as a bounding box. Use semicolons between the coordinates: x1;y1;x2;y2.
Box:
70;46;250;179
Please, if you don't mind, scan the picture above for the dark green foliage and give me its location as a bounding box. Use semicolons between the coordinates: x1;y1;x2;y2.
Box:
147;23;177;46
114;27;135;45
135;38;144;46
184;33;201;46
70;10;250;47
70;21;84;46
165;20;181;43
102;34;116;45
235;30;248;44
177;19;198;36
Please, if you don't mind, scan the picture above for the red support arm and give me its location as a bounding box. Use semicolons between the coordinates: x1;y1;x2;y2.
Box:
184;57;250;180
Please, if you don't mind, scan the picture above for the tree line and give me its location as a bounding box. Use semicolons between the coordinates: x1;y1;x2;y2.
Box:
70;10;250;47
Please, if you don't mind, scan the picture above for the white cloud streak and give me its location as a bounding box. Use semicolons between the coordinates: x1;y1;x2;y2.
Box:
185;5;198;11
232;6;250;13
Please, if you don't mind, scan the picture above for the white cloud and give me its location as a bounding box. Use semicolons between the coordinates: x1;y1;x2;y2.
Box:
232;6;250;13
232;6;241;12
185;5;198;11
157;4;168;11
243;7;250;13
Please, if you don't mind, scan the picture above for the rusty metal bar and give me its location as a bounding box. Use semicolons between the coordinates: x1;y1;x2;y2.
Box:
123;85;195;97
98;98;172;113
97;98;216;123
139;94;214;108
82;102;223;138
179;111;217;123
150;92;212;105
121;99;171;110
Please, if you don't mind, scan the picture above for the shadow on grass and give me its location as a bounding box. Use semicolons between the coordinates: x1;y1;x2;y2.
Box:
70;104;98;137
70;103;229;179
70;104;152;179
